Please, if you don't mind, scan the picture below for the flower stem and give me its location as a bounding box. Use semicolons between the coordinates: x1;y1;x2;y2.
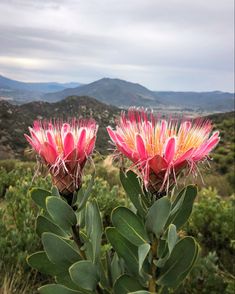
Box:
149;238;158;293
72;224;86;259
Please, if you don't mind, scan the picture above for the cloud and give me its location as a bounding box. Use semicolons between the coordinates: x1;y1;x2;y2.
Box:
0;0;234;91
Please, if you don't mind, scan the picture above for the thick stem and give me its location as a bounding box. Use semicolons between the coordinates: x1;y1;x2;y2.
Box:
149;238;158;293
72;225;86;259
96;284;103;294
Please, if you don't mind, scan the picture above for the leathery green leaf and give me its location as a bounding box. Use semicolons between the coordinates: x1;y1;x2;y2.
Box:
113;274;143;294
85;199;103;263
46;196;77;231
120;170;146;216
169;185;197;229
42;232;81;268
30;187;51;210
167;224;177;254
138;243;150;273
112;207;149;246
106;227;139;275
38;284;82;294
36;215;67;237
158;237;199;288
27;251;61;276
69;260;99;291
145;196;171;238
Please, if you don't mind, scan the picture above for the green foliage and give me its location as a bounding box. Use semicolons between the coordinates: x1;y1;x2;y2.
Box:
1;158;234;293
175;252;234;294
185;188;235;273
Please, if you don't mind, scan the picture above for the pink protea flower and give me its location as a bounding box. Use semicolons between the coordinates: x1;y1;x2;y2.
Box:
107;108;220;194
25;119;98;196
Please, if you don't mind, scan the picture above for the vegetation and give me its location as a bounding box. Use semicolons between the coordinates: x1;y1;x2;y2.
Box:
0;111;234;293
0;156;234;293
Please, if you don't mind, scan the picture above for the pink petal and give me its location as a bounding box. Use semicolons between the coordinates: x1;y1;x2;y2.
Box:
77;128;86;161
61;123;70;138
77;128;86;149
24;134;39;151
63;132;75;157
86;135;96;155
174;148;194;166
164;137;176;163
182;121;191;132
148;155;168;175
40;142;57;165
136;134;147;158
160;120;167;139
29;128;41;147
193;132;220;161
107;127;118;143
46;131;56;149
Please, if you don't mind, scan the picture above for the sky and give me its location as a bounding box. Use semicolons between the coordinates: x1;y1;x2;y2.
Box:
0;0;234;91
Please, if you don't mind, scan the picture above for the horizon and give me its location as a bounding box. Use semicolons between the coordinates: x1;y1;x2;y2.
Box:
1;73;234;94
0;0;234;92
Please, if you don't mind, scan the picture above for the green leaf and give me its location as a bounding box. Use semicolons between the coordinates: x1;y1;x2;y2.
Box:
69;260;100;291
145;196;171;238
157;239;167;259
85;200;103;263
106;227;139;275
51;186;60;197
158;237;199;288
128;290;151;294
111;252;123;285
46;196;77;231
36;215;67;237
167;224;177;254
112;207;149;246
55;272;83;291
42;232;81;268
120;170;146;217
38;284;82;294
169;185;197;229
76;172;95;212
30;187;51;210
114;275;143;294
138;243;150;273
27;251;61;275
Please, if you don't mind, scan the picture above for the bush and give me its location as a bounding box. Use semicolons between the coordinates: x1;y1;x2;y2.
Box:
185;188;235;274
176;252;234;294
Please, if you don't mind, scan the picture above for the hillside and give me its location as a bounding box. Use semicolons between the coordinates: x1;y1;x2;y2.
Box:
45;78;234;111
0;96;119;159
1;75;234;112
0;75;81;103
154;91;234;112
44;77;161;106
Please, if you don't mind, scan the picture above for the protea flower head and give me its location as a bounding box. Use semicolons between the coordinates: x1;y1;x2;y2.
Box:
107;108;219;194
25;119;98;196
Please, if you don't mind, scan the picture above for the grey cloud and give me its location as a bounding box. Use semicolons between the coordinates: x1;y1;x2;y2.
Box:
0;0;233;91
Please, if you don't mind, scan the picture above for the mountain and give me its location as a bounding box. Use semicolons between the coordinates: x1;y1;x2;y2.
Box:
44;78;162;106
1;75;234;111
44;78;234;111
153;91;234;112
0;96;119;159
0;75;81;103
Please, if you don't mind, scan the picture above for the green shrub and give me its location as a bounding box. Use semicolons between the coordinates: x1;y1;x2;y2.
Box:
186;188;235;274
176;252;234;294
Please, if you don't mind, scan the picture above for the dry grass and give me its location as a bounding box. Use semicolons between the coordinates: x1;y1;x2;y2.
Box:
0;267;39;294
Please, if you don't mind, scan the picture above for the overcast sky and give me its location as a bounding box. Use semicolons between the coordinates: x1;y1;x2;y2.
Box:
0;0;234;91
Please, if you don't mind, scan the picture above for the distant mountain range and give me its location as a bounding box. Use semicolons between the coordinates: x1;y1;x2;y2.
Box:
0;74;234;111
0;74;81;103
0;96;119;159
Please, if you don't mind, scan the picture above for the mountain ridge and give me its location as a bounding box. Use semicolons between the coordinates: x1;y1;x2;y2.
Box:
0;74;234;111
